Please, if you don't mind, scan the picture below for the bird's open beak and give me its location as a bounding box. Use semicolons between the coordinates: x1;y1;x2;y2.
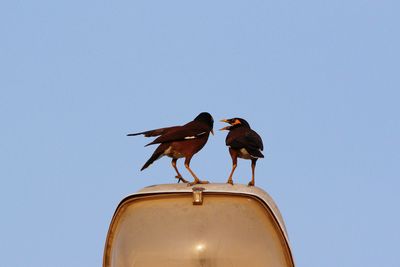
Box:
220;119;230;131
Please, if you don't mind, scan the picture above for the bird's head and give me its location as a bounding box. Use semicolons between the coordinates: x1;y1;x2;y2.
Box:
219;118;250;131
194;112;214;135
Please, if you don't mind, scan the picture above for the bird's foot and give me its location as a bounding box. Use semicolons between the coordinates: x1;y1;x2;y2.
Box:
248;181;255;186
188;179;210;186
226;179;234;185
175;175;189;183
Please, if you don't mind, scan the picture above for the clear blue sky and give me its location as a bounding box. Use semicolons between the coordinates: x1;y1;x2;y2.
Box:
1;1;399;266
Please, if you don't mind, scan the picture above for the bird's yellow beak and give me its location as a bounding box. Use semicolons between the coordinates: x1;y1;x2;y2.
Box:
220;119;230;131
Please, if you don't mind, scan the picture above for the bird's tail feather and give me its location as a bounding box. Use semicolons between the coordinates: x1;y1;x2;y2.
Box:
248;147;264;158
140;144;167;171
141;153;160;171
144;141;156;147
127;132;145;136
127;126;177;137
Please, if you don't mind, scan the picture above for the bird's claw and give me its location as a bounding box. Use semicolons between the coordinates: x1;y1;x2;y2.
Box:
188;179;209;186
226;179;234;185
248;181;255;186
175;175;188;183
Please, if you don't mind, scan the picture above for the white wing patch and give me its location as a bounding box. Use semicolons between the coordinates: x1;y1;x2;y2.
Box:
184;132;207;139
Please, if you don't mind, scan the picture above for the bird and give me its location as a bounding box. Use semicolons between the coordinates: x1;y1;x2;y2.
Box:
127;112;214;186
220;118;264;186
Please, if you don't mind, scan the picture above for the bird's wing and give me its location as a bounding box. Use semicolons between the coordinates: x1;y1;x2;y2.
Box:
127;126;180;137
227;129;264;151
145;121;209;146
249;130;264;151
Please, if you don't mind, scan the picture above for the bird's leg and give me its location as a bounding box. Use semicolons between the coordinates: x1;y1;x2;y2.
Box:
227;163;237;185
248;159;257;186
227;149;238;185
171;158;188;183
185;158;209;186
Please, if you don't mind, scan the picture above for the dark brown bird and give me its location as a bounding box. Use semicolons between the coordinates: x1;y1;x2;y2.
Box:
127;112;214;186
220;118;264;186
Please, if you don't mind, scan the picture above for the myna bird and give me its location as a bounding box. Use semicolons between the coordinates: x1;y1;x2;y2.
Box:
220;118;264;186
127;112;214;186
